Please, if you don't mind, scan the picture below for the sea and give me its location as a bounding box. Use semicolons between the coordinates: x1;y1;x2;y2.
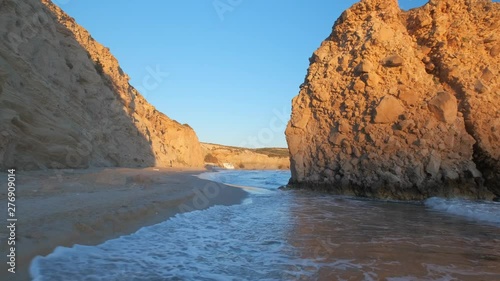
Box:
31;170;500;281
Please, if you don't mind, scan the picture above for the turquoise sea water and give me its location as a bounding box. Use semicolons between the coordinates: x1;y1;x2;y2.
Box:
31;170;500;280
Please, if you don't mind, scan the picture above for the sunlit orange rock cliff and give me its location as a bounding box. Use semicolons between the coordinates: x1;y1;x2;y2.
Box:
0;0;204;169
286;0;499;199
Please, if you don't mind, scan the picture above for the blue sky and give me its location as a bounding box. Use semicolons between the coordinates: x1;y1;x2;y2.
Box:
54;0;429;148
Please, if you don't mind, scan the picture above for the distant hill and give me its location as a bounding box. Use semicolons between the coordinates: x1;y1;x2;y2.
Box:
201;143;289;170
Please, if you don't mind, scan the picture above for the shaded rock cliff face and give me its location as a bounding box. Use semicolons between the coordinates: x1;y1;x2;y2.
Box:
0;0;204;169
286;0;499;199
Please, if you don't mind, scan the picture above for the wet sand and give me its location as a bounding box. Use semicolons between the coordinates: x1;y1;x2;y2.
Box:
0;167;247;281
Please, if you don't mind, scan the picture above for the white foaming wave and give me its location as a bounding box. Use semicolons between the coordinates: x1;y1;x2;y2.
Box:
425;197;500;225
30;195;326;281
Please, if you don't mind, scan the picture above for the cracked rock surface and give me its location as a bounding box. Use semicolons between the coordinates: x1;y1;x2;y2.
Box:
286;0;499;200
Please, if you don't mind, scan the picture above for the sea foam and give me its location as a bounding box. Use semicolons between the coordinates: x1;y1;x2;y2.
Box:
30;171;500;280
425;197;500;225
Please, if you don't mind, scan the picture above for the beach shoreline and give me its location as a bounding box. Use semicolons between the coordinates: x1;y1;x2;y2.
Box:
0;167;247;281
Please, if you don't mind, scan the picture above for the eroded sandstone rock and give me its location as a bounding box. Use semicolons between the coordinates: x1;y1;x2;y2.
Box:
382;54;404;67
374;95;405;124
0;0;204;169
428;92;458;124
286;0;499;199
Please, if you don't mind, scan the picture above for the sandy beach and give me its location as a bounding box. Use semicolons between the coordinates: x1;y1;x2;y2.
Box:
0;167;247;281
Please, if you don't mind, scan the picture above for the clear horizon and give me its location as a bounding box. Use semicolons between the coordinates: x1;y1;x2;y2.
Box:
54;0;429;148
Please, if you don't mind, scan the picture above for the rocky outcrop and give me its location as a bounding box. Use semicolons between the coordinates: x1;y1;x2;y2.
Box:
286;0;499;199
0;0;204;169
202;143;290;170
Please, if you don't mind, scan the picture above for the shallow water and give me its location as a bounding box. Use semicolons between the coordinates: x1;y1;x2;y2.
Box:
31;170;500;281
